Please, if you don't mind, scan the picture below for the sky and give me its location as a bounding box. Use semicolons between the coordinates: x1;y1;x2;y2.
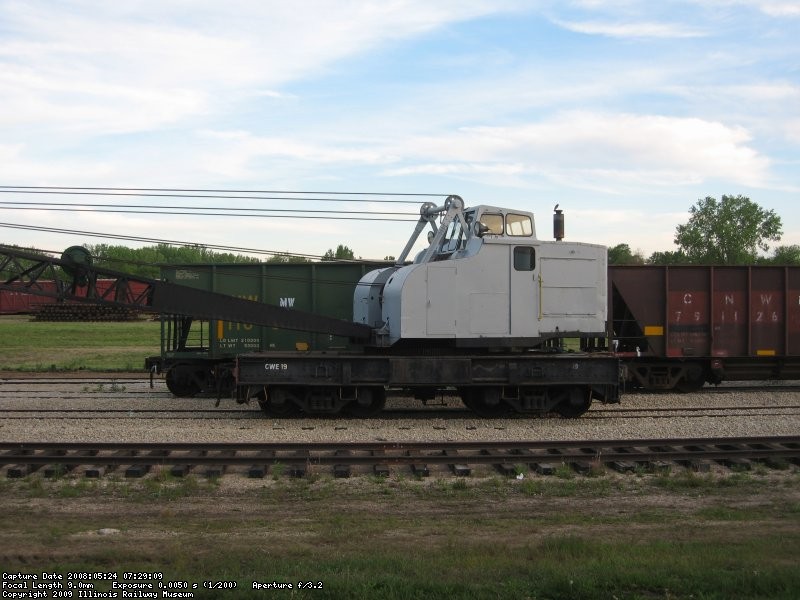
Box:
0;0;798;262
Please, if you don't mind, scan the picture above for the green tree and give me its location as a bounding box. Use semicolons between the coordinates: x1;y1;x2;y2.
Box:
86;243;259;278
607;243;645;265
760;244;800;266
674;195;782;265
266;252;311;264
322;244;356;261
647;250;691;265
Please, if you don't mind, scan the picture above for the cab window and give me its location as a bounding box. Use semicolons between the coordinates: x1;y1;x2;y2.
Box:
506;213;533;236
513;246;535;271
480;214;504;234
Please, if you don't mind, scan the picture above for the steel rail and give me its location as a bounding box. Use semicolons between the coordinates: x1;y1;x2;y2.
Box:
1;437;798;468
1;411;799;422
1;406;799;421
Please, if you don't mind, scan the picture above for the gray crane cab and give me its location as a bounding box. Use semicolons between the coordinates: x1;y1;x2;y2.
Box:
355;196;607;348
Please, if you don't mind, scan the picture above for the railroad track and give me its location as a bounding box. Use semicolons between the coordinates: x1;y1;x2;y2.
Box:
2;436;798;479
3;376;800;392
644;384;800;394
584;405;800;419
1;405;799;420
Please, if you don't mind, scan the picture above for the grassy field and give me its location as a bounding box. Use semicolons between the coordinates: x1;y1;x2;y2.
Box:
1;469;799;599
0;315;160;371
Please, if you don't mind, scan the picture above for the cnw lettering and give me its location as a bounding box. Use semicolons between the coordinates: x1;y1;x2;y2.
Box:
279;297;296;308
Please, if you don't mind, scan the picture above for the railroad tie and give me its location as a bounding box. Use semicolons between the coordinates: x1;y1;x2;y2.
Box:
282;449;307;478
205;449;235;478
530;448;564;475
609;460;637;473
248;450;275;478
7;463;40;478
369;448;390;477
126;449;169;478
5;447;37;478
481;448;516;477
43;449;72;478
411;463;430;477
86;449;136;478
443;450;471;477
171;449;206;477
332;449;351;479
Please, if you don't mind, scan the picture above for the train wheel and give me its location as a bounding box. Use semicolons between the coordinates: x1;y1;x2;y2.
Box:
251;389;270;412
554;386;592;418
459;387;477;411
165;365;202;397
263;387;301;417
347;387;386;417
676;364;705;393
461;387;511;418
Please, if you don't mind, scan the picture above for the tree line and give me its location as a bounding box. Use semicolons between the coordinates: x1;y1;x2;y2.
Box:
608;194;799;266
84;243;361;278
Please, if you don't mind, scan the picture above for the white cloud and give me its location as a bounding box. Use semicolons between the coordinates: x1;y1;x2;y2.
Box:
196;130;400;179
552;18;707;38
196;112;772;193
725;82;800;103
0;1;525;136
0;144;115;182
785;120;800;144
386;163;527;176
386;112;771;188
726;0;800;16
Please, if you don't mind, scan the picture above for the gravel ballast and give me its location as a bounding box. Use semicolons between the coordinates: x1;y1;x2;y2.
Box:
1;377;798;444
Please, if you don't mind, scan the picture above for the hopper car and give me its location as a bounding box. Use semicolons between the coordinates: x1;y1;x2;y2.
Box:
611;265;800;390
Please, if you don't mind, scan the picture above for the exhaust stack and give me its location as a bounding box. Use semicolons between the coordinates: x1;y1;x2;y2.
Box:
553;205;564;241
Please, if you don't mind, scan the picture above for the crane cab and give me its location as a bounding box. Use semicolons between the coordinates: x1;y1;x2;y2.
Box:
355;196;607;348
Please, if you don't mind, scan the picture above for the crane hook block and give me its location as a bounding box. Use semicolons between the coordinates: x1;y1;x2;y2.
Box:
61;246;93;286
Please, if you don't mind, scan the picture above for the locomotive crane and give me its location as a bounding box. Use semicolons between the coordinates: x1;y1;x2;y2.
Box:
0;196;621;417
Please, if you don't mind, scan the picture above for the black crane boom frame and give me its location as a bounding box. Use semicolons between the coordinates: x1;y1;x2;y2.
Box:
0;245;372;340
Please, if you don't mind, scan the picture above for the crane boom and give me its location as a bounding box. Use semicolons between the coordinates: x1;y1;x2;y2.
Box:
0;245;372;340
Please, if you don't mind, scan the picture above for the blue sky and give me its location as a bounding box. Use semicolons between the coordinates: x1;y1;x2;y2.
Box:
1;0;798;260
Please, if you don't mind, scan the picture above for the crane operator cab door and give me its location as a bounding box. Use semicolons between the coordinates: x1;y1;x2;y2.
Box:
510;243;539;338
469;209;541;343
501;213;541;340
